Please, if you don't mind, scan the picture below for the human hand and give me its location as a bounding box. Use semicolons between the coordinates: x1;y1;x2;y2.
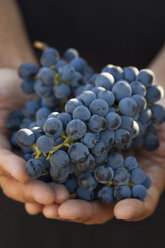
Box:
0;68;70;213
36;109;165;224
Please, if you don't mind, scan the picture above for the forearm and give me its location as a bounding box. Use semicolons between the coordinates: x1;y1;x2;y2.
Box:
0;0;37;68
149;44;165;91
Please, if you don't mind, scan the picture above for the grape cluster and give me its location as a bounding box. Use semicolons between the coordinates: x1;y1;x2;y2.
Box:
6;42;165;204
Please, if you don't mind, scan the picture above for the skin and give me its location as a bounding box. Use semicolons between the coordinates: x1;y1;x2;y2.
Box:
0;0;165;224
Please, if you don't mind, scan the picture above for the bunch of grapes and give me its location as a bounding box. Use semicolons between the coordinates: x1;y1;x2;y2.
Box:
6;42;165;204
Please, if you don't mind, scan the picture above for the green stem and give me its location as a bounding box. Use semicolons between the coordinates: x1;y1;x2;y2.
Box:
46;137;72;160
106;181;113;187
31;144;42;160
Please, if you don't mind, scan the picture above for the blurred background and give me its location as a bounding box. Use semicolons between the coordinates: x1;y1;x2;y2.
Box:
0;0;165;247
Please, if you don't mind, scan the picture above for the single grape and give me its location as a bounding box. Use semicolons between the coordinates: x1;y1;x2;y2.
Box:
18;63;38;79
36;107;51;128
114;128;131;149
41;47;60;67
38;67;55;85
112;80;132;102
119;97;138;116
98;90;115;107
20;118;33;129
95;151;108;166
70;71;83;88
68;142;89;164
39;156;51;174
56;113;72;128
65;98;83;114
23;100;40;118
138;108;152;125
91;86;105;95
131;168;146;185
89;73;99;85
108;152;124;169
123;66;139;82
130;81;146;96
59;64;75;81
91;141;106;157
114;168;130;185
136;69;154;87
121;116;135;132
81;132;97;149
102;64;123;81
64;176;78;194
54;83;71;99
55;60;67;71
98;186;114;203
146;85;164;103
50;150;70;169
90;99;109;116
124;156;138;171
34;79;52;97
76;187;94;201
21;79;35;94
94;72;114;90
31;126;43;139
76;153;95;172
78;172;97;191
6;110;23;131
66;119;86;140
70;57;86;73
50;166;70;181
143;134;159;151
16;128;35;148
48;112;59;119
11;132;20;148
26;158;43;178
100;130;115;147
36;135;54;153
41;94;58;108
114;185;131;201
143;175;152;189
132;95;147;112
73;106;91;121
24;153;33;161
151;104;165;123
94;165;114;184
64;48;79;60
43;117;63;138
88;114;107;132
105;112;121;130
132;185;147;200
78;90;96;107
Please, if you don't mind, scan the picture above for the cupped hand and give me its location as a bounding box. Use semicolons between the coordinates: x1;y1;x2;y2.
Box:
38;116;165;224
0;68;69;212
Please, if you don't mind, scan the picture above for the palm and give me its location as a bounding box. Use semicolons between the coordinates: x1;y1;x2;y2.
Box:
0;69;69;213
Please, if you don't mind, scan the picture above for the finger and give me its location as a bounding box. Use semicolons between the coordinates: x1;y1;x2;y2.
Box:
0;149;29;183
0;176;56;205
114;185;158;221
58;199;114;224
25;202;43;215
43;203;59;219
114;164;165;221
48;182;70;204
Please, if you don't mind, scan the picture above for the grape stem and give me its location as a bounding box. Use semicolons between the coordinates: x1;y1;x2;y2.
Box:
46;136;72;160
53;72;69;86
